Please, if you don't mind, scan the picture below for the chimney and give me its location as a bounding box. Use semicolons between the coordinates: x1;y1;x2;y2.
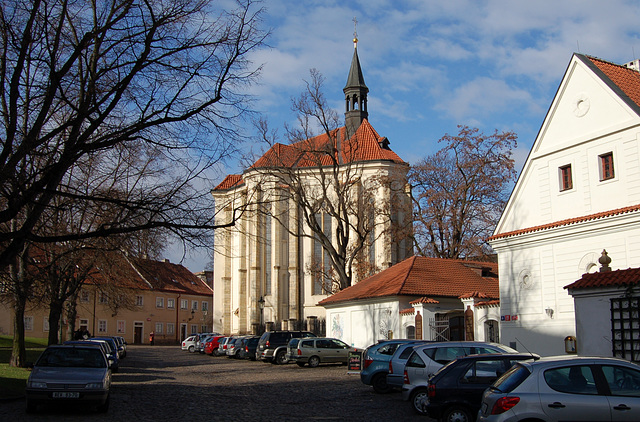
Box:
623;59;640;72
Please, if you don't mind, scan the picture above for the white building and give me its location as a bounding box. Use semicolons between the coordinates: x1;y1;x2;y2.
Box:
319;256;501;349
211;42;412;335
489;54;640;356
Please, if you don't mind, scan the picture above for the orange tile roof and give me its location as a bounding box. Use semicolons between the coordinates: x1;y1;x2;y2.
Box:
128;257;213;295
475;300;500;308
489;204;640;241
213;174;244;191
582;55;640;111
564;267;640;291
460;291;491;299
410;297;440;304
317;256;498;306
399;308;415;315
213;120;405;192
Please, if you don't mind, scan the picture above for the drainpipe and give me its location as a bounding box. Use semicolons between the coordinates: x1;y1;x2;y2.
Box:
176;293;181;344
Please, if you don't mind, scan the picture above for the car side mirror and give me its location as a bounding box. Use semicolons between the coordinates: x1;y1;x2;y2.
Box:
26;362;34;369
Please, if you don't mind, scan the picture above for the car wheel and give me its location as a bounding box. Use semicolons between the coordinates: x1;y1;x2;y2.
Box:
213;349;220;356
188;345;195;353
308;356;321;368
25;399;37;414
371;372;392;394
296;362;306;367
410;388;429;416
275;350;288;365
96;395;110;413
442;405;473;422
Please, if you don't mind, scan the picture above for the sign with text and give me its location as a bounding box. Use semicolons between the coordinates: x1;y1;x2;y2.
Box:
347;351;362;373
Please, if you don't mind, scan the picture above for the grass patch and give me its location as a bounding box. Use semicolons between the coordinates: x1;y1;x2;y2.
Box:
0;335;47;400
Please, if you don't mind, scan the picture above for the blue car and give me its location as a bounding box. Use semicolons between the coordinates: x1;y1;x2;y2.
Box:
91;337;120;373
360;340;415;393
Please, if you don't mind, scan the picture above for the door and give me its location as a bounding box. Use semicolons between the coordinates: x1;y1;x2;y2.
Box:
134;322;143;344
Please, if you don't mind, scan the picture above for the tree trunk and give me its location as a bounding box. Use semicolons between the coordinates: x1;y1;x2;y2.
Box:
47;301;64;345
10;298;27;367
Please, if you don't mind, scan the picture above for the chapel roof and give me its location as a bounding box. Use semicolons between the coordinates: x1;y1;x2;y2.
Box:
317;256;498;306
564;267;640;291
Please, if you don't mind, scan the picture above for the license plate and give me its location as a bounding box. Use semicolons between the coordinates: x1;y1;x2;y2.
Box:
53;392;80;398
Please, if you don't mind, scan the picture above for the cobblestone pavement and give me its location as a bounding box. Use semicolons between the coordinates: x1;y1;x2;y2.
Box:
3;345;434;421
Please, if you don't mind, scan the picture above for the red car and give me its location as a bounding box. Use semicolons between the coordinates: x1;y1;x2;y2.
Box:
205;336;225;356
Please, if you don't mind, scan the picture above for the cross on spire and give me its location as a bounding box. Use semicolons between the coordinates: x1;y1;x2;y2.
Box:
353;17;358;48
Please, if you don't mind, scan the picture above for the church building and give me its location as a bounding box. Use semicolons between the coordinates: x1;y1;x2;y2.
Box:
211;38;412;335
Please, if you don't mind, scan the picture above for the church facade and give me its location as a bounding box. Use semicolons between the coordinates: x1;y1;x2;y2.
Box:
211;42;412;335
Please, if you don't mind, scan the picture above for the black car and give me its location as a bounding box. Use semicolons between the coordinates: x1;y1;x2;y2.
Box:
421;353;539;421
257;330;316;364
235;336;260;360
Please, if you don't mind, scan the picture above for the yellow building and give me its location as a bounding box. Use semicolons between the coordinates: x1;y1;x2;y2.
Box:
0;255;213;345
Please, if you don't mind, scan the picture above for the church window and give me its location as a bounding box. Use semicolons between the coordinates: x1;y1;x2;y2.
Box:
313;213;332;295
263;212;272;296
599;152;614;181
559;164;573;191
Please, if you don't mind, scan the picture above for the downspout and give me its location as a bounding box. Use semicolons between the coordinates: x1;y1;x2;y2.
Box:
176;293;181;344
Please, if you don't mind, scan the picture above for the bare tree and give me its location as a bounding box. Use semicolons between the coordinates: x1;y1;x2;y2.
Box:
252;70;410;291
409;125;517;259
0;0;267;268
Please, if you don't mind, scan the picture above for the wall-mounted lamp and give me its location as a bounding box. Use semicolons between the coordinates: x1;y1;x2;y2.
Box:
545;307;554;319
188;309;195;321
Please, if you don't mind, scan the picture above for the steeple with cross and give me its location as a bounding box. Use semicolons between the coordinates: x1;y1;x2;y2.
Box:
344;17;368;137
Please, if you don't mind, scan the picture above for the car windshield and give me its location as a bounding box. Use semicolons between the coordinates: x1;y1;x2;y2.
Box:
36;347;106;368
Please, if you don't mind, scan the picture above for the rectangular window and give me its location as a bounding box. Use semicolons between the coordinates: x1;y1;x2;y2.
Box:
167;323;175;335
117;320;126;334
600;152;615;180
43;317;49;332
136;295;143;306
202;301;208;312
190;324;197;334
79;319;89;331
264;213;272;296
98;319;107;333
559;164;573;191
155;322;163;334
80;290;90;303
167;298;175;309
24;316;33;331
191;300;198;311
313;213;332;295
99;292;108;304
156;297;164;308
181;299;188;310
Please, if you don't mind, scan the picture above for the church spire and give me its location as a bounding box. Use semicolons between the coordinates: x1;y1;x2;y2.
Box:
344;17;368;137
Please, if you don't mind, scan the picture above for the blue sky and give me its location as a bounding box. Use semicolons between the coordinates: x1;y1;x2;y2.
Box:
171;0;640;271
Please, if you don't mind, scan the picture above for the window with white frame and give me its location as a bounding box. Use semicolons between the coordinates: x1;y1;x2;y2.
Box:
190;324;197;334
155;322;163;334
202;301;208;312
167;323;175;335
80;290;90;302
181;299;188;310
136;295;143;306
191;300;198;311
99;292;108;304
24;316;33;331
98;319;107;333
117;320;126;334
559;164;573;191
167;298;175;309
79;319;89;331
156;297;164;308
43;317;49;332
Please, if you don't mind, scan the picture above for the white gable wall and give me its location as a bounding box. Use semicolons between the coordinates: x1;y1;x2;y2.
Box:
491;54;640;356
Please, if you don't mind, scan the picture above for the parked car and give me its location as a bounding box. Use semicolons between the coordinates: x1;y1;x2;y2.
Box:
204;335;225;356
236;336;260;360
91;337;121;372
113;336;127;358
402;341;519;411
421;353;539;420
182;335;198;352
25;344;111;413
257;330;316;364
225;337;244;358
288;337;360;367
197;335;215;354
63;340;112;369
360;339;416;393
386;340;433;391
477;355;640;422
217;336;233;356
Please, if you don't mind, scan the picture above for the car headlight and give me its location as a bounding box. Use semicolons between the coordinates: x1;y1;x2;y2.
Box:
28;381;47;388
85;381;106;389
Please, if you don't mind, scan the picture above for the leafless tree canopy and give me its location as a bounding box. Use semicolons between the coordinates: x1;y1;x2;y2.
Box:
409;125;517;260
0;0;268;268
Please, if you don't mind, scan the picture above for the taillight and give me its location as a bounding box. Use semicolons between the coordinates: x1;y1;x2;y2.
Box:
297;349;302;355
491;397;520;414
266;340;270;347
403;370;409;384
363;356;373;369
245;346;249;352
427;384;435;398
389;361;393;374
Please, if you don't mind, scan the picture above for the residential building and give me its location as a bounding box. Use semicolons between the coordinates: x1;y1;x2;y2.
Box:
211;40;412;336
0;255;213;345
318;256;500;349
489;54;640;356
